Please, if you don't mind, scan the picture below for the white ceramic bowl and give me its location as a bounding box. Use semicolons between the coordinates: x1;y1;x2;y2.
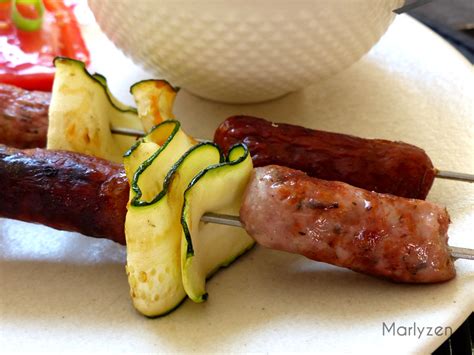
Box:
88;0;403;103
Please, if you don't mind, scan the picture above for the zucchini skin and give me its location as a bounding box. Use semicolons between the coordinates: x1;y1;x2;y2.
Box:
0;144;128;244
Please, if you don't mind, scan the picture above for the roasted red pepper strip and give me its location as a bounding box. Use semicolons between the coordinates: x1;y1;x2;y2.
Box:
0;0;90;91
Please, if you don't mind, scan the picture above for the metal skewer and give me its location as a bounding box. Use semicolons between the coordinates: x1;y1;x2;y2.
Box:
435;170;474;183
201;212;243;228
111;126;146;138
201;213;474;261
449;247;474;261
110;126;474;183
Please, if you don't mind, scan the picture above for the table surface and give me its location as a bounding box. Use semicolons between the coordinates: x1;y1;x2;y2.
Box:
0;8;473;354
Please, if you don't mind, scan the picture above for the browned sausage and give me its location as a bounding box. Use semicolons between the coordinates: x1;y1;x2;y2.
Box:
0;86;437;200
240;165;455;283
0;146;457;283
214;116;436;200
0;144;127;244
0;83;49;149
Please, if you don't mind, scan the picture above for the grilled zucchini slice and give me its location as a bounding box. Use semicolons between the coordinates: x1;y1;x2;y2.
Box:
131;79;178;132
181;144;254;302
47;57;141;162
123;120;220;316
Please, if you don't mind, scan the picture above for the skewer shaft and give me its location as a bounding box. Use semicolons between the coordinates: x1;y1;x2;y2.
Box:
449;247;474;261
111;127;145;137
201;212;243;227
110;126;474;183
435;170;474;183
201;213;474;261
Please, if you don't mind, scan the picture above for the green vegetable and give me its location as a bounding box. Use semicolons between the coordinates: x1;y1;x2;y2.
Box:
124;120;255;315
123;120;219;316
12;0;44;32
131;79;179;132
181;144;254;302
48;57;140;163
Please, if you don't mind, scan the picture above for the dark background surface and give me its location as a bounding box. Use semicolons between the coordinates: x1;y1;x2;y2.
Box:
408;0;474;62
405;1;473;354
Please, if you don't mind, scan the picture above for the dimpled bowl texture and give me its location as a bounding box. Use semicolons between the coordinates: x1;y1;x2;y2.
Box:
88;0;403;103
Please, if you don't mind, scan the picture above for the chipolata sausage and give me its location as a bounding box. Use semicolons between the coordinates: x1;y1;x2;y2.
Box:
240;165;455;283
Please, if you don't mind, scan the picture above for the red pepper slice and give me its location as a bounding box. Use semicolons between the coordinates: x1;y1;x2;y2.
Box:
0;0;90;91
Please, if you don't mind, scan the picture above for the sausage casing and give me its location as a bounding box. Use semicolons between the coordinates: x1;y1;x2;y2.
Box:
0;145;128;244
240;165;455;283
0;84;50;149
214;116;436;199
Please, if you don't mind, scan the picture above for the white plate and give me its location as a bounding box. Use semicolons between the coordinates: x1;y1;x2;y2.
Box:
0;8;473;354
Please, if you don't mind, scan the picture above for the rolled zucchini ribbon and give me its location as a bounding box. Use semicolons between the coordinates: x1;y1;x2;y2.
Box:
123;120;253;317
181;144;254;302
47;58;177;162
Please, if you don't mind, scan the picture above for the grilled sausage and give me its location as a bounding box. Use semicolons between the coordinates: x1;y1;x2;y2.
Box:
214;116;436;200
0;144;128;244
0;86;437;200
0;146;458;283
240;165;455;283
0;83;50;148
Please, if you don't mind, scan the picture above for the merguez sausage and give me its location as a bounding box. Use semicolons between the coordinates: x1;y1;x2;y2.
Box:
214;116;436;199
0;144;128;244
